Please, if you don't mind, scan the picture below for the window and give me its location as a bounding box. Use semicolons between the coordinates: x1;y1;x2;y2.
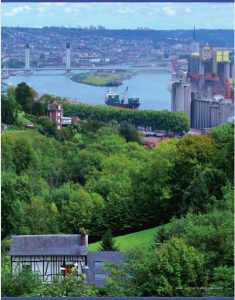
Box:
95;273;106;280
61;264;74;276
94;261;104;267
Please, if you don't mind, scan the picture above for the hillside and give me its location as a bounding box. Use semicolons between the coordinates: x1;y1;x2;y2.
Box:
89;225;164;252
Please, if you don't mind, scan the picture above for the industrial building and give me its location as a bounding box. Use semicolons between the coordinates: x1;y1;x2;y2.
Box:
171;79;192;120
191;93;234;129
171;37;234;130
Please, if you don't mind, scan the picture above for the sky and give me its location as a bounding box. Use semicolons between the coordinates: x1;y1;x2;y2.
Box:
2;2;234;30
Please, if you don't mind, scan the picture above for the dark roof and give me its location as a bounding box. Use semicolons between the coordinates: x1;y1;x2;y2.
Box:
88;251;124;262
86;251;124;287
10;235;88;256
47;103;63;111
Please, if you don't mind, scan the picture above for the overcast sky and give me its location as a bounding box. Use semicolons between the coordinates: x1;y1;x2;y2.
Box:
2;2;234;29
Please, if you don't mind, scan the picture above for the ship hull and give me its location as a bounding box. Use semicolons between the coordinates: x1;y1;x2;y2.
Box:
106;102;140;109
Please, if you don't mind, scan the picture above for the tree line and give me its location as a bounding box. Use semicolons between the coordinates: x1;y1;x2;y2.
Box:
64;102;189;134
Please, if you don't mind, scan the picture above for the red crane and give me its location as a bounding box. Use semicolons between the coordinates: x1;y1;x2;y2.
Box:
188;72;234;100
187;72;220;81
220;77;234;101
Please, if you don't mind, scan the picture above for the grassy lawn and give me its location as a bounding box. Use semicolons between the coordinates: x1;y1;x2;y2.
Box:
89;225;164;252
3;128;39;137
17;112;33;126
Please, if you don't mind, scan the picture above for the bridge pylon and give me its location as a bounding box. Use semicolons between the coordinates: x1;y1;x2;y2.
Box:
66;43;71;73
25;43;30;74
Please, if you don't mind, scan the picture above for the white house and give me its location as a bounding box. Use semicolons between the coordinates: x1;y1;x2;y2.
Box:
9;234;123;286
10;234;88;283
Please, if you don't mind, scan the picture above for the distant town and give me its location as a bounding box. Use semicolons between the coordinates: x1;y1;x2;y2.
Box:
1;27;234;69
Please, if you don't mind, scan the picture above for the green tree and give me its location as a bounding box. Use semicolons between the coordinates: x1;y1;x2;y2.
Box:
132;138;178;225
1;172;25;238
15;82;34;113
24;197;53;234
31;101;45;118
119;121;141;143
181;166;225;214
27;273;98;297
60;188;94;233
11;138;33;174
106;238;206;296
204;266;234;297
155;209;233;269
1;263;42;297
63;102;189;133
210;122;234;181
98;229;119;251
171;134;217;215
1;94;17;124
37;116;58;138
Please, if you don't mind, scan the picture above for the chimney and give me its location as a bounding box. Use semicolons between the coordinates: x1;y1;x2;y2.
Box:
80;228;87;246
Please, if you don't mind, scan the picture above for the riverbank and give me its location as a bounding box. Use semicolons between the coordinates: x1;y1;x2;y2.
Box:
70;71;132;87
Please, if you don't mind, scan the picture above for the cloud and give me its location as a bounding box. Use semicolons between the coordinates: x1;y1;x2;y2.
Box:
185;8;192;14
4;5;32;17
36;7;46;13
64;8;71;13
64;7;80;14
117;8;133;14
162;6;176;16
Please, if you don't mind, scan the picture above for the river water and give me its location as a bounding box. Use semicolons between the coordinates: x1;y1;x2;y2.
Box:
5;70;171;110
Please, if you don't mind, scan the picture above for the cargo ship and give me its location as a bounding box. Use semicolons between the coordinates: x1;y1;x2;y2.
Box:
105;87;140;109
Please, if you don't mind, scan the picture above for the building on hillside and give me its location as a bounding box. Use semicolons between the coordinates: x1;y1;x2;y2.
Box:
47;103;80;129
47;103;63;129
9;234;123;286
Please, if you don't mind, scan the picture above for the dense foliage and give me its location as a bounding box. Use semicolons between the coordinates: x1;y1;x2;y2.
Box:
106;238;206;296
63;102;189;134
1;83;234;297
2;260;98;297
104;184;234;297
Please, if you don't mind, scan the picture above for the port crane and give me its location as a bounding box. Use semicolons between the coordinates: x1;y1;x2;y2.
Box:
187;72;234;100
121;87;129;103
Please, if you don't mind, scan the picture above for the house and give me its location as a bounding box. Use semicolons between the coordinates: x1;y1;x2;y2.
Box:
47;103;80;129
47;103;63;129
9;234;123;286
87;251;124;287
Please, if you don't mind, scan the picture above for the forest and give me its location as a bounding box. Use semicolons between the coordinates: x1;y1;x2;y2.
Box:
1;82;234;297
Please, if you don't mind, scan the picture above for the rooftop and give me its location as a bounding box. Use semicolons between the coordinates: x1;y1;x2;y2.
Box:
10;234;88;256
47;103;63;111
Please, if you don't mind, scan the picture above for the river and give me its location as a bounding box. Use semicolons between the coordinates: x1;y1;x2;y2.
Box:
5;70;171;111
